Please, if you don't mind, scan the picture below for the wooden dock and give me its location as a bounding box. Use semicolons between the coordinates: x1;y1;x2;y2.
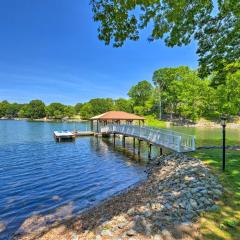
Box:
54;131;75;142
101;124;195;153
54;130;94;142
73;131;94;137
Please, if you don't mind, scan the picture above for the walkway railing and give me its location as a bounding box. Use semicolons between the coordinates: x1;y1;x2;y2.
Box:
101;124;195;152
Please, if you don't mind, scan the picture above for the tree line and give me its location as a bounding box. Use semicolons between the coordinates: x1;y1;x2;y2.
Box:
0;98;133;120
1;65;240;121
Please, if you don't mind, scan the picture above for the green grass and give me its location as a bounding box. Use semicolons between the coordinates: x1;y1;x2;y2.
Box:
169;126;240;147
188;149;240;240
145;116;167;128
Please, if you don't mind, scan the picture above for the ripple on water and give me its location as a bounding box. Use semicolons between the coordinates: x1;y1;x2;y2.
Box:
0;120;146;240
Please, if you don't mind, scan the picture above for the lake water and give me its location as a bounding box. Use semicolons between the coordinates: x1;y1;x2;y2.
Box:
0;120;146;240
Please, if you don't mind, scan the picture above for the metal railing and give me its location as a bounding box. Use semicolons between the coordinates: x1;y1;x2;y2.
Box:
101;124;195;152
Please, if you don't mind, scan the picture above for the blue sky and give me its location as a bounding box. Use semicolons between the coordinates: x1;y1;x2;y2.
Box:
0;0;198;105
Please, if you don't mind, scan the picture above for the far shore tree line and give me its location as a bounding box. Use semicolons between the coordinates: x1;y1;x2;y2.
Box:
0;64;240;122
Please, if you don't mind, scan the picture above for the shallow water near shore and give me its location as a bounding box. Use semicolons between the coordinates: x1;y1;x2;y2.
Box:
0;120;147;240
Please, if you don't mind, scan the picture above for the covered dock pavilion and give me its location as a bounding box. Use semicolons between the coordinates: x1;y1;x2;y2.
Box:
90;111;145;132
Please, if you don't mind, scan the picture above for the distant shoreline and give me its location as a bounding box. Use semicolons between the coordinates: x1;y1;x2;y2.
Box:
0;117;88;122
1;117;240;128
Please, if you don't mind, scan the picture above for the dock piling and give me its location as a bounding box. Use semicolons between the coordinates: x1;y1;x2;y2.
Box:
138;139;141;157
160;147;163;156
122;135;126;148
133;137;136;154
113;133;116;147
148;143;152;159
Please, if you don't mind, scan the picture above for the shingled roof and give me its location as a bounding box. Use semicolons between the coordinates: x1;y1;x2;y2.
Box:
90;111;145;120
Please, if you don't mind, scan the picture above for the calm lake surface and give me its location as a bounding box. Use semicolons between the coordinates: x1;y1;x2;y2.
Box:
0;120;146;240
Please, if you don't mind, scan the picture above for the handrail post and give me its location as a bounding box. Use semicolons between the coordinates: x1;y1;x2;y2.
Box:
178;136;182;152
192;136;196;151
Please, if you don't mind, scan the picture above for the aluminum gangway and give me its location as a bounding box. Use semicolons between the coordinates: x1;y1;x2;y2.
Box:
101;124;195;153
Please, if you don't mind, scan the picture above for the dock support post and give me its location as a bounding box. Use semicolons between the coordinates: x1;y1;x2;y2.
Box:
122;135;125;148
113;133;116;147
148;143;152;159
96;120;99;133
160;147;163;156
133;137;135;154
90;120;93;131
138;139;141;157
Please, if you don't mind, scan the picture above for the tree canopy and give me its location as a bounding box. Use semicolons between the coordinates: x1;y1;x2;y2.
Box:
27;100;46;119
90;0;240;83
1;64;239;121
128;80;153;106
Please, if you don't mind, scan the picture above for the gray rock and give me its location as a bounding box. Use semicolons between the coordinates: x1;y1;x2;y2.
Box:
158;185;164;191
71;232;79;240
95;235;102;240
164;203;172;210
153;234;164;240
126;229;136;236
144;210;152;218
161;229;174;240
101;229;113;237
117;222;127;229
127;208;135;216
190;199;198;209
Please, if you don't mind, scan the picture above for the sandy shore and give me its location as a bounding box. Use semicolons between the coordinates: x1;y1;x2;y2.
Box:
15;154;222;240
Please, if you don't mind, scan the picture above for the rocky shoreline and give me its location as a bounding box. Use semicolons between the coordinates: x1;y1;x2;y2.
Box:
16;154;222;240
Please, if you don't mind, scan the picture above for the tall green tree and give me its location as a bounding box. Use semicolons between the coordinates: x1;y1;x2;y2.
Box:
18;104;30;118
153;66;192;119
152;66;215;121
27;100;46;119
80;102;94;119
128;80;153;107
5;103;23;118
89;98;114;115
64;106;76;118
114;98;133;113
79;98;114;119
45;103;65;119
169;73;213;121
74;103;83;114
90;0;240;84
0;101;10;118
216;69;240;115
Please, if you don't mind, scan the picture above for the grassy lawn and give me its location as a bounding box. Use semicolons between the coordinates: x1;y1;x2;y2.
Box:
189;149;240;240
145;116;167;128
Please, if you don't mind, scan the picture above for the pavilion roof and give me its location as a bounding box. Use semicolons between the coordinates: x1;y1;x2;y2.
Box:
90;111;145;121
